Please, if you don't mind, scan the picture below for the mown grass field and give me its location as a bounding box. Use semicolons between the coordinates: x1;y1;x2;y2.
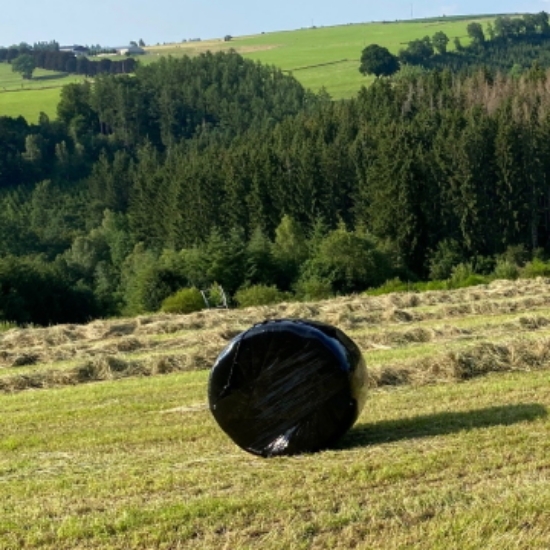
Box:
0;63;84;122
145;16;493;99
2;278;550;548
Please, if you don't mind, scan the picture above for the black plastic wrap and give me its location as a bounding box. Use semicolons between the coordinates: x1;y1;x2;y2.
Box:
208;319;367;457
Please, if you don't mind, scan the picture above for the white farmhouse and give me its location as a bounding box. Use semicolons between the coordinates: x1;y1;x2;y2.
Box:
116;45;146;55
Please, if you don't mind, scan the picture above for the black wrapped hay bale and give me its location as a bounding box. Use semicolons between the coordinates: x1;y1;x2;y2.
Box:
208;319;367;457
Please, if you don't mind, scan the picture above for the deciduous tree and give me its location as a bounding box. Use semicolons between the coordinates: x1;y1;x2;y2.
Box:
11;54;36;79
467;22;486;46
359;44;399;77
399;36;434;66
432;31;450;54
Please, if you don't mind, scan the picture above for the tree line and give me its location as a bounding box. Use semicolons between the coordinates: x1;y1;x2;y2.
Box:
361;12;550;77
1;46;137;78
2;49;550;324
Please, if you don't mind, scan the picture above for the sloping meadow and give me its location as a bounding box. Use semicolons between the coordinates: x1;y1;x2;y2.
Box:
2;279;550;548
3;277;550;393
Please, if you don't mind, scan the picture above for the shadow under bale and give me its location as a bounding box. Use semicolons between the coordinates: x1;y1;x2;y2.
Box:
338;403;548;449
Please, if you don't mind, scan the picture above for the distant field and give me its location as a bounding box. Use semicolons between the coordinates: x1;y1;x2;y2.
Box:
0;15;505;121
145;16;494;99
0;87;63;121
0;63;84;122
2;278;550;547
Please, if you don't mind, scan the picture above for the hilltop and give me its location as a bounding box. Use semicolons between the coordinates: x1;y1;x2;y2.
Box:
144;15;496;98
1;14;499;121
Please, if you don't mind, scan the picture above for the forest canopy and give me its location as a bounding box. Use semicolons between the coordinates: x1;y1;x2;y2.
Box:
3;26;550;325
358;13;550;79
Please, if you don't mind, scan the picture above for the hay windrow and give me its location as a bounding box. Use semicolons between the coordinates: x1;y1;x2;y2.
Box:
10;353;41;367
0;349;219;393
2;278;550;393
518;315;550;330
368;337;550;388
3;333;550;394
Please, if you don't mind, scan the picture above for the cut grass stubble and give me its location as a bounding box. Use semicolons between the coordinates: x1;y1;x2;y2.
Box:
2;278;550;547
1;370;549;548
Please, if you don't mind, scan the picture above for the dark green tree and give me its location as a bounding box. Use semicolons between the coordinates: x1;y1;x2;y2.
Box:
494;16;515;39
245;227;276;286
300;225;392;294
432;31;450;54
446;110;498;255
428;239;465;280
204;227;247;294
88;150;133;217
0;255;97;325
399;36;434;66
359;44;399;77
365;120;438;274
535;11;550;34
128;142;180;249
57;81;97;137
522;14;538;35
467;23;486;46
272;214;309;289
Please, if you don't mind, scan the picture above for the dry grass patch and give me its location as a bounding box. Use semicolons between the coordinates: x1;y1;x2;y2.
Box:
3;278;550;394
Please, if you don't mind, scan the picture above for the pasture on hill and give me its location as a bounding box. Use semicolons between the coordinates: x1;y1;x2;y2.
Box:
145;16;493;99
0;63;84;122
2;278;550;548
0;15;497;122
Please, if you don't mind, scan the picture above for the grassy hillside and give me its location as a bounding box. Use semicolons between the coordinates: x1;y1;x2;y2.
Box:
0;63;84;122
145;16;494;99
2;278;550;548
1;15;499;122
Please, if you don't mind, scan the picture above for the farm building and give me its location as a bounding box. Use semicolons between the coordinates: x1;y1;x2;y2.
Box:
59;45;89;55
116;45;146;55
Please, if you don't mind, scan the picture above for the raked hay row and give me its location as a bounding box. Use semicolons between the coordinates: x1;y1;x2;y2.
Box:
2;278;550;548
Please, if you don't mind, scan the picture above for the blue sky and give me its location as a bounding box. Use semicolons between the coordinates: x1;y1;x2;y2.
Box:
2;0;550;47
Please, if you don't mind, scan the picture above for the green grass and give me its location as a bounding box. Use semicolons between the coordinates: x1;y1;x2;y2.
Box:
1;370;549;548
2;15;501;122
0;321;16;333
146;16;494;99
0;63;84;122
2;279;550;547
0;86;63;121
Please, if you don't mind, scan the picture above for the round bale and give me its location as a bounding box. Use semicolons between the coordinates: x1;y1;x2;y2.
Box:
208;319;367;457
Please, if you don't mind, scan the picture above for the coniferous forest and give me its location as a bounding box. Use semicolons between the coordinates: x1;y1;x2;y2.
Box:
4;17;550;325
